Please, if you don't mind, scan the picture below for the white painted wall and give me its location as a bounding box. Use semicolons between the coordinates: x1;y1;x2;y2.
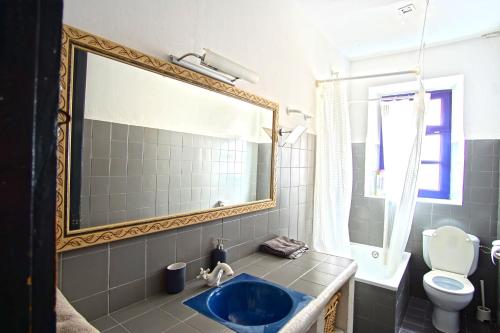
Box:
85;52;272;143
63;0;350;134
349;37;500;142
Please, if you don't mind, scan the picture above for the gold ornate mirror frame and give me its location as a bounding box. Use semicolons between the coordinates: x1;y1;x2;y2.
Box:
56;25;278;252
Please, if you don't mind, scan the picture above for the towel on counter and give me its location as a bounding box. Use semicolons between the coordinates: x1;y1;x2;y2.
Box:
56;288;99;333
260;236;309;259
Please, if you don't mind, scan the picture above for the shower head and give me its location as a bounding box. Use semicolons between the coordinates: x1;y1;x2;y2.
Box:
279;125;307;145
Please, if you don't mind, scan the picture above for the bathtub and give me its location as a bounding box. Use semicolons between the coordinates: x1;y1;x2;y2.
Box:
349;242;411;333
350;242;411;291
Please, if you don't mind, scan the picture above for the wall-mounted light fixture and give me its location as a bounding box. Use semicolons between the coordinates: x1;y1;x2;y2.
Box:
169;49;259;85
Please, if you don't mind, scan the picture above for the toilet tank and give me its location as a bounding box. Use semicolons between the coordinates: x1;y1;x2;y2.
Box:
422;228;480;276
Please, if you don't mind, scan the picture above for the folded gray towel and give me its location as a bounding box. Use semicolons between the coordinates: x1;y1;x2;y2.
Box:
260;236;309;259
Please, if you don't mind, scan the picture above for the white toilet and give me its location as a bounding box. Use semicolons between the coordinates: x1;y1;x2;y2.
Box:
422;226;479;333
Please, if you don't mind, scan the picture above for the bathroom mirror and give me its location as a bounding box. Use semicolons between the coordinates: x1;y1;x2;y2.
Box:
56;25;278;252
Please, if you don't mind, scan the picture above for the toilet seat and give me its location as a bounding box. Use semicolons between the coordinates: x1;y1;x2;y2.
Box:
423;270;474;295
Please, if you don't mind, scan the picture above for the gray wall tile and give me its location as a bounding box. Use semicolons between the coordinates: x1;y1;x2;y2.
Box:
143;159;157;175
185;257;210;280
254;212;269;237
157;160;170;174
72;291;109;321
268;210;280;233
126;176;142;193
90;177;109;195
128;142;143;159
128;126;144;143
109;240;145;287
110;210;127;224
60;121;318;318
110;194;126;211
240;216;255;242
126;192;143;210
91;158;110;176
92;121;111;140
92;137;110;158
201;220;222;254
109;279;145;313
142;191;155;208
222;219;240;247
111;123;128;141
61;249;108;301
90;194;109;213
170;132;182;146
349;140;499;311
146;232;176;275
110;159;127;177
176;228;201;263
291;168;300;186
144;128;158;144
143;143;157;159
142;175;156;192
157;144;170;159
110;177;127;194
82;138;91;162
127;159;143;176
89;211;108;226
83;119;92;138
158;130;171;144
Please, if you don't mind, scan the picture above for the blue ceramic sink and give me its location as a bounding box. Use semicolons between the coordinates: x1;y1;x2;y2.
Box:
184;273;313;333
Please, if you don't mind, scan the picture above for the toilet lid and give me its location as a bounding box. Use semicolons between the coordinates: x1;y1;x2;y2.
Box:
428;226;474;276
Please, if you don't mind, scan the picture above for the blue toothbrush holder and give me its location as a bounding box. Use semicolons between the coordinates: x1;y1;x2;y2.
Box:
166;262;186;294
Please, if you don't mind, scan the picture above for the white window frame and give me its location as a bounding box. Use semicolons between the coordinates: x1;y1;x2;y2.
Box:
364;74;465;205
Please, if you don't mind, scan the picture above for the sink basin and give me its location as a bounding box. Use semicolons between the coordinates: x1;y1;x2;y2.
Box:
184;273;313;333
208;280;293;325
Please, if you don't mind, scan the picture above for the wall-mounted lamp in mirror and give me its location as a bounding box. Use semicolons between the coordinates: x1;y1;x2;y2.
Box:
56;25;278;252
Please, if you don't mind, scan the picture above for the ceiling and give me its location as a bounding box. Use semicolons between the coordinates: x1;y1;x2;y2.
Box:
296;0;500;60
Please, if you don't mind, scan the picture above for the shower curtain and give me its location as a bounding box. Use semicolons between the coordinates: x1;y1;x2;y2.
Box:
312;81;352;258
381;87;426;274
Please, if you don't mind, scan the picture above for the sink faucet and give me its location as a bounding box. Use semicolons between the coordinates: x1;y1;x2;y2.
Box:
196;262;234;287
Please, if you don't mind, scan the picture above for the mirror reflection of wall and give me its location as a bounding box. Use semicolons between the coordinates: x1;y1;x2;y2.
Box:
70;49;273;231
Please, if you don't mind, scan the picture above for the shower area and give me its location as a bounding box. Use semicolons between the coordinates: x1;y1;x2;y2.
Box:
349;146;412;333
313;56;434;332
314;70;427;333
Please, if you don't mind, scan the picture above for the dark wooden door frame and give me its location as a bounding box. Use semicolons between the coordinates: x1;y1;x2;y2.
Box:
0;0;63;331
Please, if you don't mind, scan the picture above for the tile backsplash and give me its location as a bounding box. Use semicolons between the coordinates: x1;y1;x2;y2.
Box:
349;139;499;315
58;131;316;320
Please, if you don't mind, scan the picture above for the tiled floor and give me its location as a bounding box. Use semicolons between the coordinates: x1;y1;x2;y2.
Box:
400;297;497;333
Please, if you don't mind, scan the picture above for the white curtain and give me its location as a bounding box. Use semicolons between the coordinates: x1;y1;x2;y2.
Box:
312;81;353;258
381;87;427;274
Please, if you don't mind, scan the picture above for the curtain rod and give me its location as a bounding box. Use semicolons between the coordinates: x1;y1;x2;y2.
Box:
316;69;419;84
348;95;416;104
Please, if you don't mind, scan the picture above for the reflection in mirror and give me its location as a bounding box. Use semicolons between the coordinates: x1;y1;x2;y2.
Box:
70;48;273;231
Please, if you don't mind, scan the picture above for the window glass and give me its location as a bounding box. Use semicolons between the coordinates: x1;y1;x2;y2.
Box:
418;164;441;191
421;134;441;161
379;89;452;199
426;99;442;126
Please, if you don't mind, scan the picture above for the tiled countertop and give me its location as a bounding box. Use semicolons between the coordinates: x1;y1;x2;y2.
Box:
90;251;356;333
